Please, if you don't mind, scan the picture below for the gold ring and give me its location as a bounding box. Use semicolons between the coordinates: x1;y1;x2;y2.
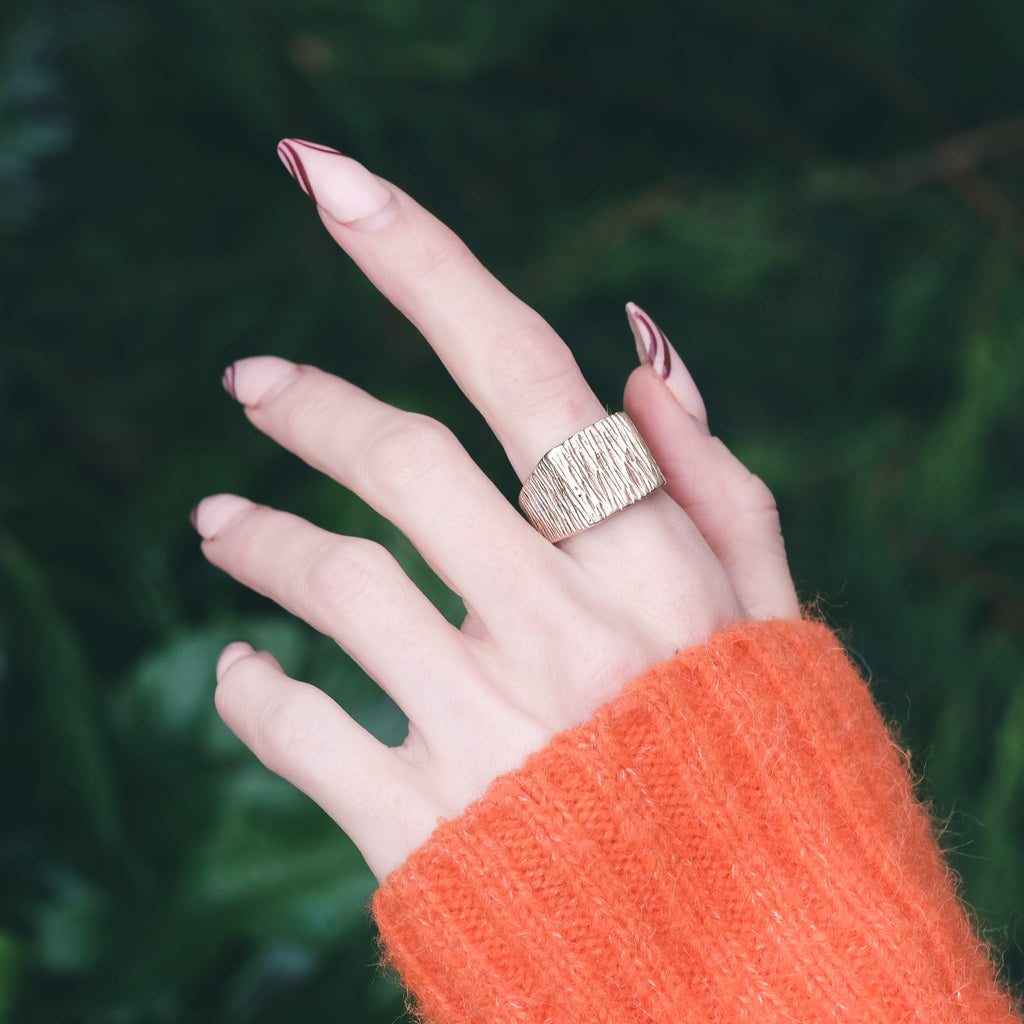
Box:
518;413;665;543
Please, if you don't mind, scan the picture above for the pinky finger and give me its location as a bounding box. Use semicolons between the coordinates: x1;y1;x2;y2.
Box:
214;642;429;880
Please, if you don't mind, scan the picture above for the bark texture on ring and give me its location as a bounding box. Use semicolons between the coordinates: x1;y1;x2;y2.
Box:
518;412;665;543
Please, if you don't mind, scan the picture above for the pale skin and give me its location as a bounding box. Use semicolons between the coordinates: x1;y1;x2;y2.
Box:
192;140;800;883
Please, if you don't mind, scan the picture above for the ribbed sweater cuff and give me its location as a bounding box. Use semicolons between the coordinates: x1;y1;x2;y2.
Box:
373;619;1018;1024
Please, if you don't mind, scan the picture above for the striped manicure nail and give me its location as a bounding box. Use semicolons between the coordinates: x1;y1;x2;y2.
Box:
276;139;343;203
625;302;710;432
275;138;396;230
626;301;672;379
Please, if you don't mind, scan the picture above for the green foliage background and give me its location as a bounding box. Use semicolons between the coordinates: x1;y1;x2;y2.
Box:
1;0;1022;1019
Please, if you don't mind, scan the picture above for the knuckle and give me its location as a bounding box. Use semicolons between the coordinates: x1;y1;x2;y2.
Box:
710;438;782;518
276;374;331;438
360;413;459;496
254;686;333;778
738;467;781;519
483;322;586;413
402;232;475;290
302;538;391;611
231;508;298;574
213;653;340;786
264;368;338;446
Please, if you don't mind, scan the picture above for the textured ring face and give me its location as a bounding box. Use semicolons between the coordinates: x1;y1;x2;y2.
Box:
518;413;666;543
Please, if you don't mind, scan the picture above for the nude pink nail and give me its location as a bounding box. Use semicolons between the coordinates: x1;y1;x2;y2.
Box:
276;139;342;202
192;494;253;540
223;356;300;408
626;302;710;432
217;641;255;676
276;139;397;231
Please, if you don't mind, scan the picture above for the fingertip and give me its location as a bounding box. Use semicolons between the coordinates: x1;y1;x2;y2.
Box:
192;493;254;540
624;303;709;432
217;641;255;677
277;139;397;231
227;356;301;408
217;642;286;679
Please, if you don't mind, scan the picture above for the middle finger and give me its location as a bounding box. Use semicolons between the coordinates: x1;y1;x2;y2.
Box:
277;139;607;481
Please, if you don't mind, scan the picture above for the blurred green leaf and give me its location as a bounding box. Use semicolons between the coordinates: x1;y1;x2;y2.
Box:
0;931;24;1024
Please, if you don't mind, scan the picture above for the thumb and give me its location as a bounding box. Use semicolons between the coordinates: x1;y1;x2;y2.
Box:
624;303;800;620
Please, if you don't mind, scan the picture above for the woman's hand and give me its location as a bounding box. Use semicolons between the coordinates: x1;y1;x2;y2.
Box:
192;139;799;882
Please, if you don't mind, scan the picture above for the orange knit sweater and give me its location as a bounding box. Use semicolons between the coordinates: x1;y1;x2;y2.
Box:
373;619;1020;1023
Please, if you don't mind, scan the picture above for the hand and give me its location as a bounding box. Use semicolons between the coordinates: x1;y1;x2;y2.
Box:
192;140;799;882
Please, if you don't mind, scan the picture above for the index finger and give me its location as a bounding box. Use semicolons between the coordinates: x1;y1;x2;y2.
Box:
277;139;606;481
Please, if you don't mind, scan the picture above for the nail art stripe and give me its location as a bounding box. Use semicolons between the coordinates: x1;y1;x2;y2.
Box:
277;140;315;201
628;303;672;379
277;139;342;203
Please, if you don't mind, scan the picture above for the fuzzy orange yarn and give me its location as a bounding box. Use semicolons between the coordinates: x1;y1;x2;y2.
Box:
374;619;1020;1023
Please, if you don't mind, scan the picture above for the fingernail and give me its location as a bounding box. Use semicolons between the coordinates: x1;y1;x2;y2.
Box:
192;494;254;540
276;138;397;231
223;356;300;408
625;302;710;433
217;640;255;676
222;363;237;400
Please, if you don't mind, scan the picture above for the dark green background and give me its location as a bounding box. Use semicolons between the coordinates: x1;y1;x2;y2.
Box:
2;0;1022;1020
